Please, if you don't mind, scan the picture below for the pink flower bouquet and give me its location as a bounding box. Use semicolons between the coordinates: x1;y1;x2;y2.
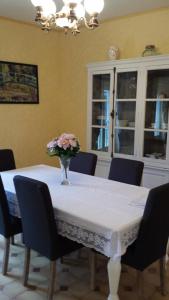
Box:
47;133;80;158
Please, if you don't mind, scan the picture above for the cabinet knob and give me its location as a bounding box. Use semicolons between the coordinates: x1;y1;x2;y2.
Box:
110;111;114;118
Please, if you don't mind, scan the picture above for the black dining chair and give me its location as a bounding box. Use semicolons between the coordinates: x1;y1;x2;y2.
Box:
0;149;16;172
91;183;169;296
13;175;83;300
0;149;18;245
68;151;97;263
108;157;144;186
0;176;22;275
121;182;169;297
90;157;144;288
69;151;97;176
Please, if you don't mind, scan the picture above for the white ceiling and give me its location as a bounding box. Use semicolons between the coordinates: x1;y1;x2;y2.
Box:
0;0;169;24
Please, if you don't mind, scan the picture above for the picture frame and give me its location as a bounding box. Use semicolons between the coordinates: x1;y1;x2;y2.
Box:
0;61;39;104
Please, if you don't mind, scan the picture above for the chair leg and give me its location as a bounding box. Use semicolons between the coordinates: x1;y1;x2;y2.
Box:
2;238;10;275
48;260;56;300
21;233;25;244
78;248;83;259
159;256;167;296
136;270;144;299
90;250;96;290
23;247;31;286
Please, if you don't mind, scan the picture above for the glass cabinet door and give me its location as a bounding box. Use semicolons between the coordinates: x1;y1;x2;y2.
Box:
90;73;111;153
143;69;169;160
114;71;138;155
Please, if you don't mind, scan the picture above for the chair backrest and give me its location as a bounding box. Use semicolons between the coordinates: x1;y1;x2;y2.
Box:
69;151;97;176
108;157;144;186
13;175;59;260
0;176;12;238
122;183;169;270
0;149;16;171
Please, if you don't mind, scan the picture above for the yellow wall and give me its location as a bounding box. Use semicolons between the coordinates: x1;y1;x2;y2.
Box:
0;8;169;167
0;18;63;167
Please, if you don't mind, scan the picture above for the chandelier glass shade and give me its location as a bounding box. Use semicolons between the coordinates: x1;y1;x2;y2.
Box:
30;0;104;35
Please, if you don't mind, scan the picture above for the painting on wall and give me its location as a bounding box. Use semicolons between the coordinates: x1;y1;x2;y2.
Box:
0;61;39;104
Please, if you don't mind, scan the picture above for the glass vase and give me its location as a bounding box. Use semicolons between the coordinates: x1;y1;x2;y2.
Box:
59;156;71;185
142;45;157;57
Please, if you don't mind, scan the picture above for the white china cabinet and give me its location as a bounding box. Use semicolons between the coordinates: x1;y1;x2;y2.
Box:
87;55;169;187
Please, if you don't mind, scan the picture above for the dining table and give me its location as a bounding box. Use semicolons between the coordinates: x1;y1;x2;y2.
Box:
0;164;149;300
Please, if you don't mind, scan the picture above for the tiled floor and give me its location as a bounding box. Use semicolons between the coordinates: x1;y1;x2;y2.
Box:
0;235;169;300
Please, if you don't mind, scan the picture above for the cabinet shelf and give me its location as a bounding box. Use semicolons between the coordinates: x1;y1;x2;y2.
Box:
115;126;135;130
146;98;169;102
92;99;108;102
91;125;108;129
116;99;137;102
144;129;168;132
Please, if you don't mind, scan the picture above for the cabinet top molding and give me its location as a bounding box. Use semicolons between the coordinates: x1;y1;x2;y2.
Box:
87;54;169;70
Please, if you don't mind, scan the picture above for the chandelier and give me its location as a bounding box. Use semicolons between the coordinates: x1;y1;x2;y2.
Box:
30;0;104;35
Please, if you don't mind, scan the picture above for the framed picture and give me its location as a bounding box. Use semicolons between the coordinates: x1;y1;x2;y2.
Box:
0;61;39;104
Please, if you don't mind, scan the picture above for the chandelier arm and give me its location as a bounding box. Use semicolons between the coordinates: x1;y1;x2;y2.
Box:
83;15;99;30
83;17;94;29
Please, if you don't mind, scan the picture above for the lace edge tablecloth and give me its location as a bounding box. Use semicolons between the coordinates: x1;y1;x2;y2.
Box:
6;190;140;258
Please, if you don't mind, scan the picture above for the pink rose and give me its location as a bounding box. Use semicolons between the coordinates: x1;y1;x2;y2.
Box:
69;139;77;147
57;136;70;149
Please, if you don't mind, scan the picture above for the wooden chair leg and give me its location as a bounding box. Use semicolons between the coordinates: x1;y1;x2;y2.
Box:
136;270;144;300
2;238;10;275
48;260;56;300
23;247;30;286
159;256;167;296
90;250;96;290
78;248;83;259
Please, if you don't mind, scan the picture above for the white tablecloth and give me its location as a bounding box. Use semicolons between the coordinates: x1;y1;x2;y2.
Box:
1;164;149;258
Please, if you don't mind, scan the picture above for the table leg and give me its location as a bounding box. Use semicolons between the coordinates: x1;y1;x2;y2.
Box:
107;256;121;300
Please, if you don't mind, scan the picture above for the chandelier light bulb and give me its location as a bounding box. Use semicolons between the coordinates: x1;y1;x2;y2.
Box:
59;5;70;16
56;18;73;28
84;0;104;15
31;0;45;7
41;0;56;17
63;0;83;4
74;4;85;19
